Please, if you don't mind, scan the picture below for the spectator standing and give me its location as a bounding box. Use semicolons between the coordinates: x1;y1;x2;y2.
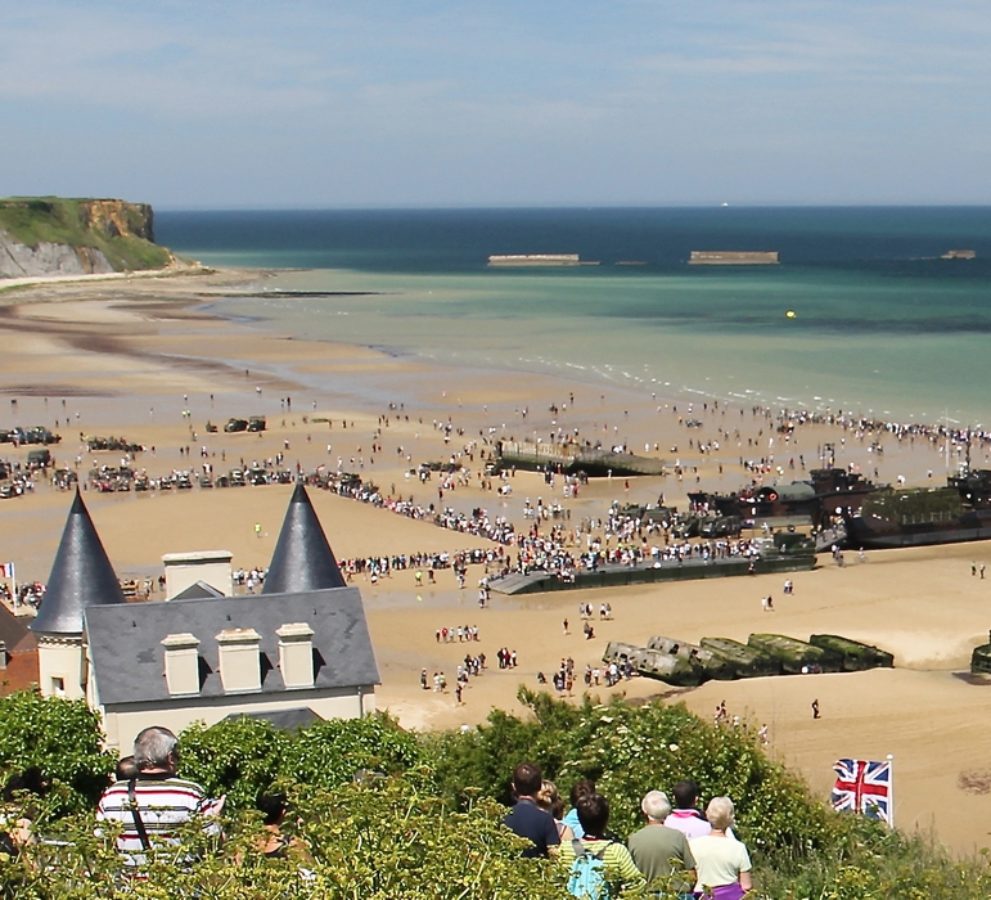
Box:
502;763;560;858
562;779;596;839
688;797;752;900
96;726;222;869
627;790;696;897
557;793;644;896
535;780;574;843
663;780;712;839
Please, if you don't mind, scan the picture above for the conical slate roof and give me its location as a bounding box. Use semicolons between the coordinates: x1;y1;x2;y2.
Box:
263;482;346;595
30;491;126;635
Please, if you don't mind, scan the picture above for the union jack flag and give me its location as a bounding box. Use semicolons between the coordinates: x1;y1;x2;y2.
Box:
831;758;893;825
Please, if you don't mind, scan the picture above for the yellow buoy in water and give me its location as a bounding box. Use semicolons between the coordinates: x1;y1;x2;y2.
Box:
785;309;797;319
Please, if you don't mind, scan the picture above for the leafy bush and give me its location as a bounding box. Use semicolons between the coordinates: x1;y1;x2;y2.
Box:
178;711;425;812
178;716;292;811
0;690;115;817
283;712;426;791
4;690;991;896
0;775;568;899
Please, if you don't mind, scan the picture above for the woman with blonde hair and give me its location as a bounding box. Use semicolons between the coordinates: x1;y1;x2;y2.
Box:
535;779;574;842
688;796;752;899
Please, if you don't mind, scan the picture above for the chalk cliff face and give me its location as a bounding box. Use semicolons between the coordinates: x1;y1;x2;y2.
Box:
0;198;163;279
0;234;114;277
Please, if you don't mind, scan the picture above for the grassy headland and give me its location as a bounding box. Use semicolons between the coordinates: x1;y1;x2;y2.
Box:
0;196;171;271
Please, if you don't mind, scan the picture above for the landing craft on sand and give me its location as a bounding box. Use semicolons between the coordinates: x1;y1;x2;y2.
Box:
688;467;880;530
844;469;991;549
496;439;667;477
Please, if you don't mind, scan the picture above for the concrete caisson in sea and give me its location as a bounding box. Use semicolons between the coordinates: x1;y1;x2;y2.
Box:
487;253;582;267
689;250;779;265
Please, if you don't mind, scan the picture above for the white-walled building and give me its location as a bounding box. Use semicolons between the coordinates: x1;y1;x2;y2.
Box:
29;484;379;749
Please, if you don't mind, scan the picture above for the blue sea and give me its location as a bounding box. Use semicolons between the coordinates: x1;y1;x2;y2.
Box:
155;207;991;426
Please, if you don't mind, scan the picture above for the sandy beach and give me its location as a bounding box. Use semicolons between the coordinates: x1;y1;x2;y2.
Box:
1;268;990;856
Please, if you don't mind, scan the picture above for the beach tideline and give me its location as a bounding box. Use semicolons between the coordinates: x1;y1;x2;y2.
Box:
0;269;988;855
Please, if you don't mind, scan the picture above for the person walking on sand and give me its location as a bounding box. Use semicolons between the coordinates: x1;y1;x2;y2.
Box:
811;698;820;720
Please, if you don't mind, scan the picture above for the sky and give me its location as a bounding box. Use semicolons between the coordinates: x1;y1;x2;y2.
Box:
2;1;990;209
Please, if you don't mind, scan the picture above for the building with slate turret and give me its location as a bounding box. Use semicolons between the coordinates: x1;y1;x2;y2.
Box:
30;492;126;701
30;484;379;749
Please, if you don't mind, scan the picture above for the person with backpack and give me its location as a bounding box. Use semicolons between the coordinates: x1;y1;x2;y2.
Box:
558;792;643;899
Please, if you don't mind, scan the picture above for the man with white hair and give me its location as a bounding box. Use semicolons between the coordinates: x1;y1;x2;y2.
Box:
96;726;222;869
627;789;696;896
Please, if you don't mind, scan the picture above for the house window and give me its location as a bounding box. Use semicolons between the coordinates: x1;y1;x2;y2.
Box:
51;676;65;696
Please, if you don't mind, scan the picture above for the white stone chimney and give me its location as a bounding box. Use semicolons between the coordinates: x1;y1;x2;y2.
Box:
216;627;262;693
162;550;234;599
161;633;201;696
277;622;315;689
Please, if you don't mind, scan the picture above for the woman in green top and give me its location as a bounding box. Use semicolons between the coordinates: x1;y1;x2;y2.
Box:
558;793;644;898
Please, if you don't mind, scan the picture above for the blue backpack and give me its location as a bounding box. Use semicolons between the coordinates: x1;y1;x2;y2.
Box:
567;838;613;899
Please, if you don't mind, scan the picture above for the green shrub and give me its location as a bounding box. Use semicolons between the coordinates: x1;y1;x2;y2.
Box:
0;690;115;817
3;690;991;896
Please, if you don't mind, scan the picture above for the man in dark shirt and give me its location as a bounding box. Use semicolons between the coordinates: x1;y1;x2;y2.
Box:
502;762;560;858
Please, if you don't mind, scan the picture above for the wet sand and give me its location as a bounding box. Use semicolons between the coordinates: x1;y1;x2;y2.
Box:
0;268;989;855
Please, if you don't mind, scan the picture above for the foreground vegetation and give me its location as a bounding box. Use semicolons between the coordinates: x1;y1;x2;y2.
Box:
1;688;989;898
0;196;171;271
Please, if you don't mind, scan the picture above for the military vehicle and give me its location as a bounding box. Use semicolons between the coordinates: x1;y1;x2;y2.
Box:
971;631;991;676
25;426;61;444
699;515;742;538
27;448;52;469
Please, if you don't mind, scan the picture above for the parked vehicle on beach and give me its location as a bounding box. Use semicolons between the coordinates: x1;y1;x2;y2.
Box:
27;449;52;469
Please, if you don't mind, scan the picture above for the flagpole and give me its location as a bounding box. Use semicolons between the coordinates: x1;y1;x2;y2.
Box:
887;753;894;828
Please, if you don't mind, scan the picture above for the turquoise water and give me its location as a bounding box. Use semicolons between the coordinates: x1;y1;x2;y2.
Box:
156;207;991;424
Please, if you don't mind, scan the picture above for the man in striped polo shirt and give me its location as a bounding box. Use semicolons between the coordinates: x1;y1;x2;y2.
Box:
97;726;222;869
